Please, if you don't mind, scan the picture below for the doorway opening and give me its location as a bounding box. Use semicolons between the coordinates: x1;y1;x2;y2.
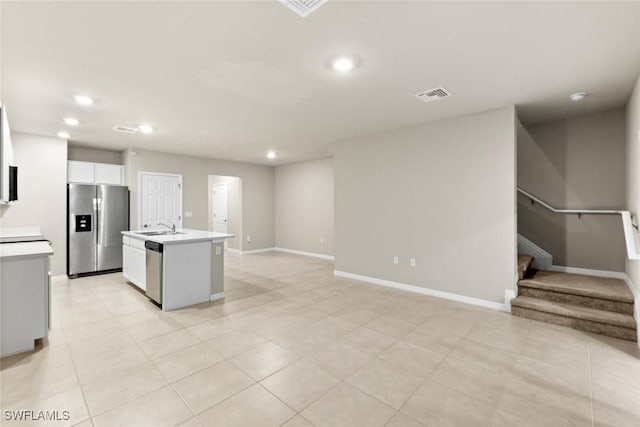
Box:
208;175;242;251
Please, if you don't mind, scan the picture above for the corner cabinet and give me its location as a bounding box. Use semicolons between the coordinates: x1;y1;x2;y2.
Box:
68;160;124;185
122;235;146;290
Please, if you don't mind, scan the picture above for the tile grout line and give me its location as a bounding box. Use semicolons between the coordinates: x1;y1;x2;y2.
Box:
84;307;199;421
56;311;94;426
587;340;595;427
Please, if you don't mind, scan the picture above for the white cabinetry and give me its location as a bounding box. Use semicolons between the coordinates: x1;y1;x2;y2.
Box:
95;163;124;185
0;244;51;357
1;104;15;203
123;236;146;290
68;161;124;185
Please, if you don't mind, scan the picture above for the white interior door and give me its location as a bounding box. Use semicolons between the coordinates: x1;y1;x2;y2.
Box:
212;183;228;248
140;172;182;230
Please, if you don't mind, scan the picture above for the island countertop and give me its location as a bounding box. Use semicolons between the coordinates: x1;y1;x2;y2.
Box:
122;228;234;245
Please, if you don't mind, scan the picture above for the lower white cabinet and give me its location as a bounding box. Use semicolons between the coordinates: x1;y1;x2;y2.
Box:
123;238;146;290
0;252;50;357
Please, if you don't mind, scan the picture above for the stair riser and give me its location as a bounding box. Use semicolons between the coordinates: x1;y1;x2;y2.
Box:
512;306;637;342
518;286;634;315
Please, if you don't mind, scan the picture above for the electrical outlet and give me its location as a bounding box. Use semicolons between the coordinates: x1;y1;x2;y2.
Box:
215;245;222;255
393;256;399;265
410;258;416;267
184;211;193;218
320;237;324;244
247;235;252;243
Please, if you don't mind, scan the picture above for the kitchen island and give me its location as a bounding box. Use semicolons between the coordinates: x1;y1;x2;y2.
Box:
122;229;233;311
0;228;52;357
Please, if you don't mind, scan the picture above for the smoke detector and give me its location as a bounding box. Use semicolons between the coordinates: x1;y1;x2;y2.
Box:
113;125;138;134
278;0;328;18
415;87;451;104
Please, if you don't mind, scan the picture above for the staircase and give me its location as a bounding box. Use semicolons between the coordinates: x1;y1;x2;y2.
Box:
511;259;637;341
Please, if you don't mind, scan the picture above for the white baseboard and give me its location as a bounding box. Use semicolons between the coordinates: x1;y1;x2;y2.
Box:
240;247;276;255
623;274;639;298
226;248;241;255
237;247;335;261
504;289;516;307
51;275;67;282
518;234;553;270
274;247;335;261
547;265;626;279
334;270;509;312
210;292;225;302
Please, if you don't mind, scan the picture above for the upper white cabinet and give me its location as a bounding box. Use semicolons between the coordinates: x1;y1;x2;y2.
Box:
68;161;124;185
95;163;123;185
67;161;95;183
1;104;15;203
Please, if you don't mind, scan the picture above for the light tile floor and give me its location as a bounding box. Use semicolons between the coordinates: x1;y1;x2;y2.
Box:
1;251;639;426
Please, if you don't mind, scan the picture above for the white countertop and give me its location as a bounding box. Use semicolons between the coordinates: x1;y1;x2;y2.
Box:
0;241;53;259
122;228;234;245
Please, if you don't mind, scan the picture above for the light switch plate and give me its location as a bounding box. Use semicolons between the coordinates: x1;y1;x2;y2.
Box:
410;258;416;267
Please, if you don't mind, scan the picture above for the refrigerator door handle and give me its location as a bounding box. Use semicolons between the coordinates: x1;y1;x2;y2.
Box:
97;197;103;245
93;197;98;245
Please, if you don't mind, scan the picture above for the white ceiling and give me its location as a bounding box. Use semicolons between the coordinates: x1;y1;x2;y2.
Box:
2;1;639;165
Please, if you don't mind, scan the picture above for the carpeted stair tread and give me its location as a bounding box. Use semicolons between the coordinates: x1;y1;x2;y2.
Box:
511;296;636;329
518;270;633;303
518;255;534;280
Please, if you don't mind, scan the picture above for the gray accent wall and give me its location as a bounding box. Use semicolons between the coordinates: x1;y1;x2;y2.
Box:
626;76;640;289
332;107;517;303
68;145;123;165
518;108;627;272
275;157;334;256
123;149;274;251
0;132;68;275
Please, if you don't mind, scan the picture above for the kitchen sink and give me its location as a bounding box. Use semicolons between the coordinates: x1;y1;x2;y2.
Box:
135;231;185;236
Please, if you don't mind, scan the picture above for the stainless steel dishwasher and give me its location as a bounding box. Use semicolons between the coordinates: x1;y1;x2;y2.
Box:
145;241;163;304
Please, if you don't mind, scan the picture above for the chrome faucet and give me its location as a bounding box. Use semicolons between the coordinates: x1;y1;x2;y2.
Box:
158;222;176;233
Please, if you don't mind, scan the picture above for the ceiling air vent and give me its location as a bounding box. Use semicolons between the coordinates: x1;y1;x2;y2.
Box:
278;0;328;18
112;125;138;134
415;87;451;104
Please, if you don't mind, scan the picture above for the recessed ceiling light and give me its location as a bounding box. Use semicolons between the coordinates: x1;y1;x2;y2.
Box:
331;56;355;73
57;131;70;139
267;151;277;159
138;124;153;134
63;117;79;126
73;95;93;105
570;92;587;102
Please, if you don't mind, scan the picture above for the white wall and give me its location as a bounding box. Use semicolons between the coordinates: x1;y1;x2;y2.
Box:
626;76;640;290
275;157;334;256
518;109;627;272
333;107;517;303
0;132;67;275
123;149;274;251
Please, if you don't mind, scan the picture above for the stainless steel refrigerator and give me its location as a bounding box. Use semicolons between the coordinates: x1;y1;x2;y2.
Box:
68;184;129;277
